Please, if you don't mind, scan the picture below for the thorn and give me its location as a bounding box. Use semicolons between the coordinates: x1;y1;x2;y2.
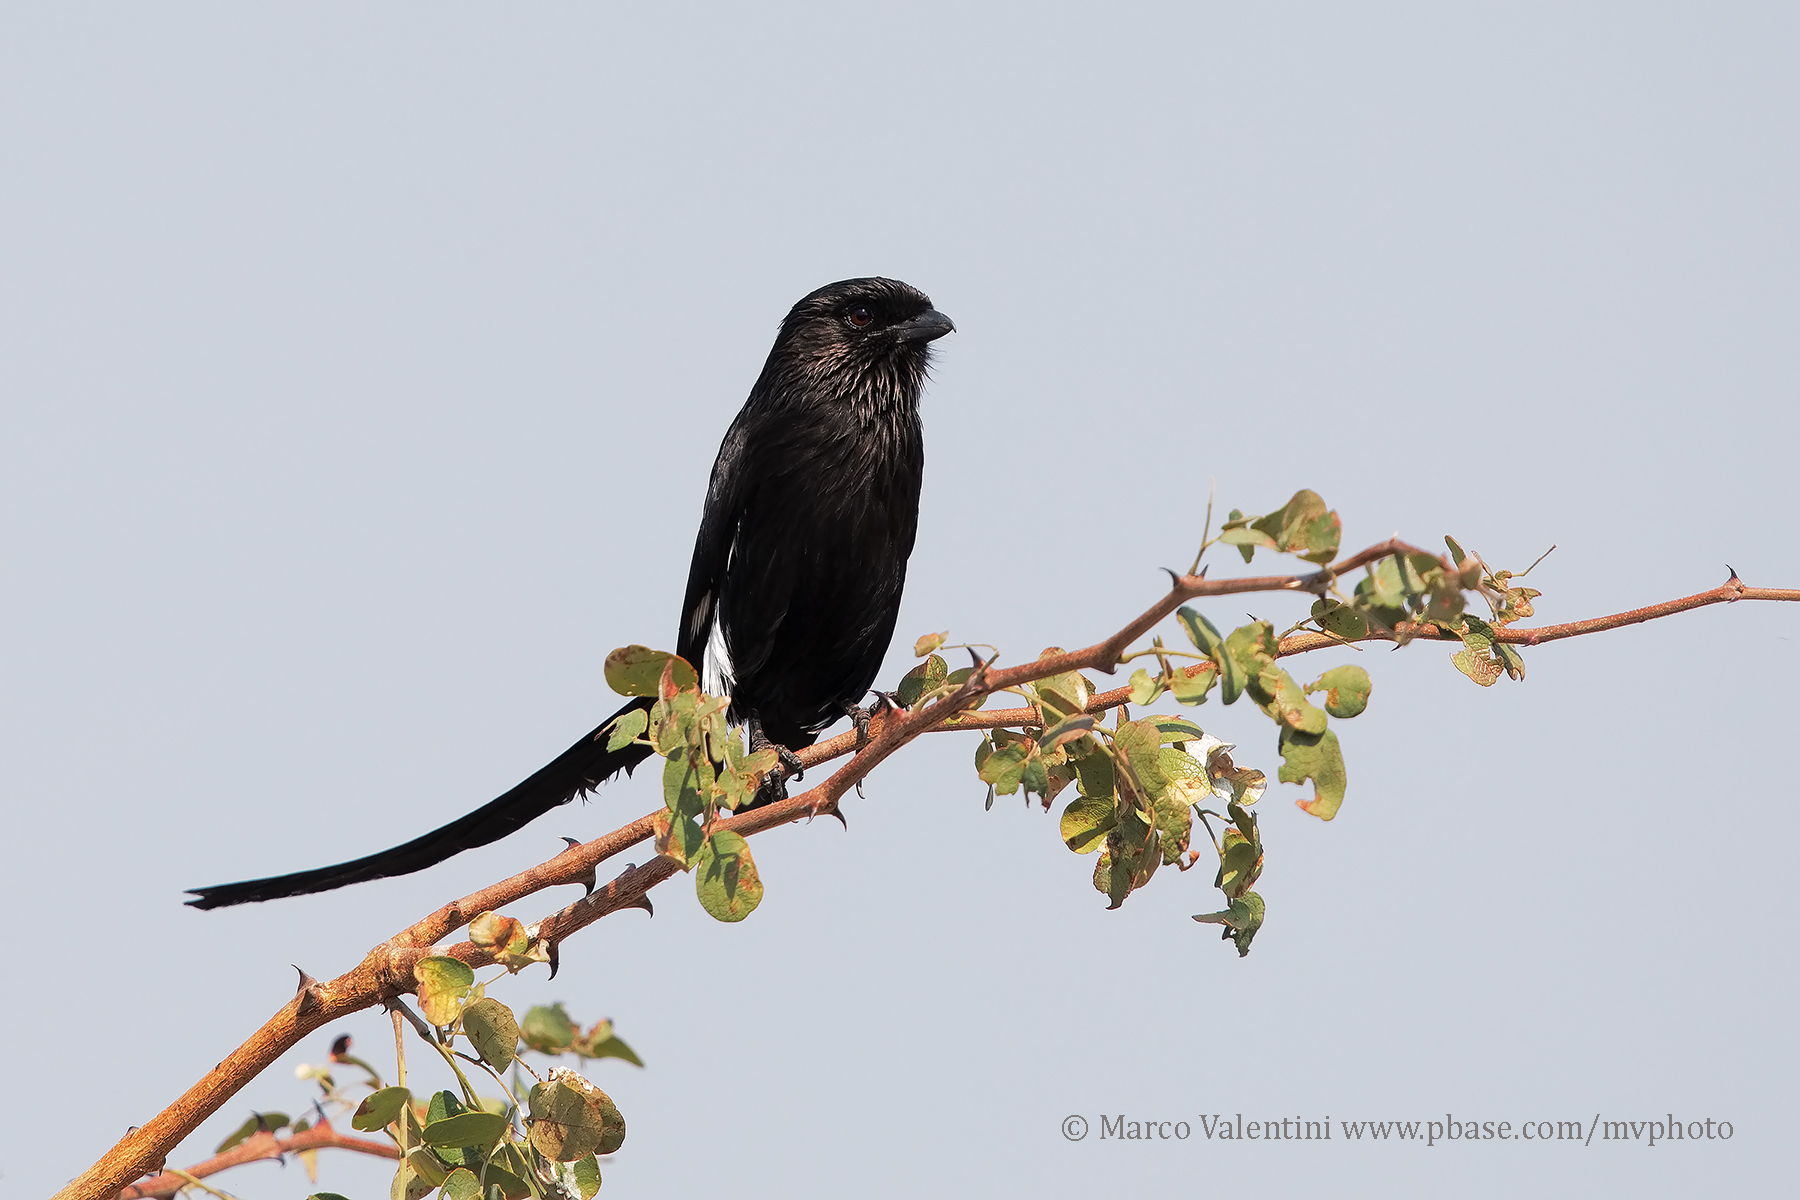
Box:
294;965;322;1011
1161;566;1180;587
627;893;655;916
804;795;849;829
1725;564;1740;583
1198;565;1209;579
547;943;560;980
966;646;984;670
558;836;597;894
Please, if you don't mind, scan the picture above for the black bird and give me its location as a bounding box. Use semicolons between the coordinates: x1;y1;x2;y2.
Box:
186;277;952;909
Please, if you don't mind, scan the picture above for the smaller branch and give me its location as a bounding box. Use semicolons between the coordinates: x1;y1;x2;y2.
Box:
1276;578;1800;657
119;1120;397;1200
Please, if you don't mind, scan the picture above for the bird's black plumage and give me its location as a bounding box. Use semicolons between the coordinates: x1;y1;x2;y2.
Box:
185;277;951;909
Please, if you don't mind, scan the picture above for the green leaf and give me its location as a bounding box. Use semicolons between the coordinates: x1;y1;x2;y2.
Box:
408;1147;453;1188
696;830;763;921
1451;647;1504;686
1039;713;1096;753
1219;520;1278;556
215;1112;289;1153
1112;719;1169;801
390;1159;435;1200
1445;534;1467;566
662;748;714;820
1059;796;1115;854
573;1019;646;1067
1221;620;1275;705
468;911;538;971
352;1086;412;1133
528;1072;625;1161
913;630;948;656
1019;748;1050;797
1193;891;1266;956
480;1162;534;1200
1224;508;1255;562
521;1003;577;1054
895;653;947;708
1280;727;1348;820
1307;665;1371;718
414;956;475;1027
1460;613;1498;650
572;1155;603;1200
603;645;698;697
1152;752;1197;864
426;1089;464;1123
1128;667;1163;706
654;810;706;867
421;1111;506;1149
1033;669;1091;724
1175;606;1226;658
1263;669;1328;734
1214;827;1262;899
1072;745;1115;800
439;1170;482;1200
1105;809;1158;907
1310;597;1369;640
461;998;519;1073
978;742;1031;795
604;706;648;751
1092;847;1114;899
1152;716;1205;744
422;1092;482;1168
1450;614;1519;684
1169;661;1217;705
1247;489;1341;564
468;910;526;954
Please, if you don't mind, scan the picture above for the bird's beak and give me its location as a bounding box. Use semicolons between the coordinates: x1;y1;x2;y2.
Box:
892;309;955;343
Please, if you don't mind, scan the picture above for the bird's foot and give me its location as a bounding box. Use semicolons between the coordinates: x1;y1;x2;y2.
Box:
747;719;806;806
774;743;806;779
845;692;899;749
748;719;805;779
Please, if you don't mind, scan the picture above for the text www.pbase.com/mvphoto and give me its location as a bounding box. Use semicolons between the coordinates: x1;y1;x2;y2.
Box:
1059;1113;1733;1147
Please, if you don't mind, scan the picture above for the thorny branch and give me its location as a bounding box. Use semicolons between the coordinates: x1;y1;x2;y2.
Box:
58;541;1797;1200
117;1120;397;1200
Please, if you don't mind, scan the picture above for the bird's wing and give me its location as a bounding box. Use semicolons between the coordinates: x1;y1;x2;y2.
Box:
676;413;758;690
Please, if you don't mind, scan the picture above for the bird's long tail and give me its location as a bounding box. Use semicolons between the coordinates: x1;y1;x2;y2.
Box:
184;696;657;909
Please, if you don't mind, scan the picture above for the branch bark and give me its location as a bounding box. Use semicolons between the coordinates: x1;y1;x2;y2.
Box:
58;543;1796;1200
118;1120;398;1200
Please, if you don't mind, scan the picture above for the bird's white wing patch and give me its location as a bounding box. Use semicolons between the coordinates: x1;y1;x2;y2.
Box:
704;607;733;698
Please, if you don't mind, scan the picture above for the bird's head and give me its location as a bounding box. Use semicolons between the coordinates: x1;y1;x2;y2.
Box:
767;277;954;407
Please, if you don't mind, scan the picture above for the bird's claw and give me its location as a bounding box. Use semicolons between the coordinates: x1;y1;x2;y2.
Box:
775;744;805;781
846;692;899;749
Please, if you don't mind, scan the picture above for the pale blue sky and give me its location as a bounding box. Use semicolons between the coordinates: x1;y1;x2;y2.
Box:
3;4;1796;1197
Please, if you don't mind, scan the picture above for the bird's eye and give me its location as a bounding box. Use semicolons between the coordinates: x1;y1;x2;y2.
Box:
846;305;873;329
